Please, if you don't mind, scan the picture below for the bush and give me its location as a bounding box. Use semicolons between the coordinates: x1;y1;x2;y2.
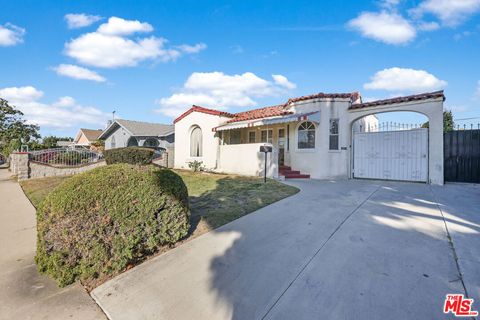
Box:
35;164;190;287
187;160;204;172
104;147;154;165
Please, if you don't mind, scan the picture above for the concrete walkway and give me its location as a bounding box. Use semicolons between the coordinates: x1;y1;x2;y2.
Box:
92;179;480;320
0;169;106;320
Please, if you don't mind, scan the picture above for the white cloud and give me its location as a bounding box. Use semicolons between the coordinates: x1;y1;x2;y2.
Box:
411;0;480;27
348;11;416;45
53;64;106;82
476;80;480;98
64;13;102;29
272;74;296;89
417;21;440;31
156;72;296;117
0;86;109;129
177;43;207;53
0;23;25;46
65;32;179;68
64;16;203;68
364;67;447;92
97;17;153;36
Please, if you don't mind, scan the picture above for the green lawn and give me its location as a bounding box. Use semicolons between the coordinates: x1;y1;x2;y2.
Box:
21;169;299;237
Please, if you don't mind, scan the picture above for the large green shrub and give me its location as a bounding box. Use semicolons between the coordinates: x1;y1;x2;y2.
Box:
104;147;154;165
35;164;190;287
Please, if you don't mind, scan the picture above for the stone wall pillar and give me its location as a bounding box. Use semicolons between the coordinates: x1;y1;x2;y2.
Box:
166;147;174;168
9;152;30;180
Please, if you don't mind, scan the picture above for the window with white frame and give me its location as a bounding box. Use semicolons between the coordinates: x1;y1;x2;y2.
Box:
298;121;315;149
190;126;202;157
111;135;116;148
261;129;273;143
329;119;339;150
248;131;256;143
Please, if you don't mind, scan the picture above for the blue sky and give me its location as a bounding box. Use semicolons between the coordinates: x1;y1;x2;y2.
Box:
1;0;479;137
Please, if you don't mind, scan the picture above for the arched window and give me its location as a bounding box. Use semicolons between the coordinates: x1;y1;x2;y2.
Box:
111;135;116;149
127;137;138;147
298;121;315;149
190;126;202;157
143;138;159;148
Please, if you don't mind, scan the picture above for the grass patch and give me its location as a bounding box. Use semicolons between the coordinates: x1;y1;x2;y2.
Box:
20;176;71;208
21;170;299;233
175;170;299;234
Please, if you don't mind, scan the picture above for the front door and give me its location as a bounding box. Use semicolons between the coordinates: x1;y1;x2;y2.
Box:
278;128;285;166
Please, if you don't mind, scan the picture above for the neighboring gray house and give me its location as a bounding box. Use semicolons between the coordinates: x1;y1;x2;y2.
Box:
99;119;174;151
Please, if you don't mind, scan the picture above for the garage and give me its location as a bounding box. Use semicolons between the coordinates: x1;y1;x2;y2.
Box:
353;128;428;182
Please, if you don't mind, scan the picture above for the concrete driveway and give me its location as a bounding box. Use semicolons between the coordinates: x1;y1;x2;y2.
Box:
92;179;480;320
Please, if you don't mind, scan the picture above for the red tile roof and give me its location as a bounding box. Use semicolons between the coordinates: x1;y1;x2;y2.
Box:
285;92;360;106
349;91;445;110
174;92;360;124
174;105;234;123
227;105;293;123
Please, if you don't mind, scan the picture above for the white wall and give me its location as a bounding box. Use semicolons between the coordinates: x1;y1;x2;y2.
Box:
347;98;444;185
218;143;278;178
174;112;230;169
287;98;353;179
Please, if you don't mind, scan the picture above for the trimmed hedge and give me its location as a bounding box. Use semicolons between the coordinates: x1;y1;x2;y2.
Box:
35;164;190;287
104;147;154;165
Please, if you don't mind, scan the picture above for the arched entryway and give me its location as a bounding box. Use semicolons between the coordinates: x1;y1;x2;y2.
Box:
347;95;444;185
351;111;429;182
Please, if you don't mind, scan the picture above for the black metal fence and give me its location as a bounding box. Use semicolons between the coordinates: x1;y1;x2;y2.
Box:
444;125;480;183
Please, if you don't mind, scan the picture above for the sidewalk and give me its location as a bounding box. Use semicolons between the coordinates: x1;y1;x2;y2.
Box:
0;169;105;320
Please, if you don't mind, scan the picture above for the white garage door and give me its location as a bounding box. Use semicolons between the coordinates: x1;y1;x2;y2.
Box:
353;129;428;182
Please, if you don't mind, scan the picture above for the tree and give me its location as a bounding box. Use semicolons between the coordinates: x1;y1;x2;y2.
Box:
421;110;454;133
0;98;40;156
41;136;73;149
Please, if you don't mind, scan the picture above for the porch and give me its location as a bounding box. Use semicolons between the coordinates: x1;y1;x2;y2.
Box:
214;112;318;178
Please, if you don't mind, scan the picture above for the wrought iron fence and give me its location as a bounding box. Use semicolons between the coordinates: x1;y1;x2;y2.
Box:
29;147;103;167
357;122;424;133
453;123;480;131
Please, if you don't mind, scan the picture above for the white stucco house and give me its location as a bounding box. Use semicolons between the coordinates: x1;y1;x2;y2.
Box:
174;91;445;185
99;119;174;151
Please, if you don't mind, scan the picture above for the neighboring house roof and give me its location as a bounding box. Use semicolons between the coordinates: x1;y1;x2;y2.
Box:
74;128;103;144
57;140;74;147
99;119;174;140
174;92;360;124
349;91;445;110
174;105;235;124
79;129;103;141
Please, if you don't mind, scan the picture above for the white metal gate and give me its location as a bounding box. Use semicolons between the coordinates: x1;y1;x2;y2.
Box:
353;129;428;182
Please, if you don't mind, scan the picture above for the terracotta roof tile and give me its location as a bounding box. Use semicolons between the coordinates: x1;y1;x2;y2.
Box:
349;91;445;110
174;92;361;124
286;92;360;106
174;105;234;123
227;105;293;123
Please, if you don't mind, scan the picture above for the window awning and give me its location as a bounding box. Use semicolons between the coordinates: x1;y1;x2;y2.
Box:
213;111;320;132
